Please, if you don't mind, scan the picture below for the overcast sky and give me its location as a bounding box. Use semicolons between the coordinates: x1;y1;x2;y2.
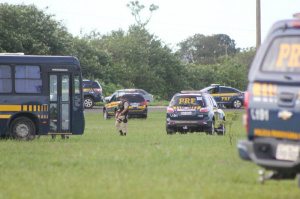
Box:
2;0;300;49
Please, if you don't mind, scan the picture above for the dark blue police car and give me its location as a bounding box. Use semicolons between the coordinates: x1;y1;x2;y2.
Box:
201;84;244;108
166;91;225;135
238;14;300;186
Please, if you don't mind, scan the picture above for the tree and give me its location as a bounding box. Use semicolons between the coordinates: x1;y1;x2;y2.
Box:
127;1;159;27
177;34;238;65
93;25;186;99
0;3;73;55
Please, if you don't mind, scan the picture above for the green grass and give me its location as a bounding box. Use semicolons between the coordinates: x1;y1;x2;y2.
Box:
0;112;299;199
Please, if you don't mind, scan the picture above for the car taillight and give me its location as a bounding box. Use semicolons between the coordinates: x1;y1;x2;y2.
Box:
244;91;250;108
167;107;174;113
243;91;250;133
141;101;147;105
244;112;249;133
94;89;101;93
291;20;300;28
200;108;209;112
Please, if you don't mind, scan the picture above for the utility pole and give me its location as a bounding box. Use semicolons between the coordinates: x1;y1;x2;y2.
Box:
256;0;261;49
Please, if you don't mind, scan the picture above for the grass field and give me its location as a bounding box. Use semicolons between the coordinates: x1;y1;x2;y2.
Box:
0;112;299;199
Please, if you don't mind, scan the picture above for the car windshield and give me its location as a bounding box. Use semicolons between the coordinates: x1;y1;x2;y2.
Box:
169;95;205;107
261;36;300;73
124;95;145;102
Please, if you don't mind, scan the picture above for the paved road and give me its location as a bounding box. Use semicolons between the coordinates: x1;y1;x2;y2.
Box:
85;106;245;113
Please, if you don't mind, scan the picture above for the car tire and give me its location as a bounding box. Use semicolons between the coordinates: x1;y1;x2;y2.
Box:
10;117;36;141
166;127;175;135
217;123;226;136
103;109;110;120
142;114;147;119
205;121;215;135
232;99;242;109
84;97;94;109
297;174;300;188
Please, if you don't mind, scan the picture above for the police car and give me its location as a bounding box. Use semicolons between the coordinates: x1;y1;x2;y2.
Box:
166;91;225;135
201;84;244;108
83;80;103;109
238;14;300;185
103;92;148;119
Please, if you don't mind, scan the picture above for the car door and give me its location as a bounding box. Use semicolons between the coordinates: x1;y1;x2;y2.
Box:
208;87;221;103
208;96;222;124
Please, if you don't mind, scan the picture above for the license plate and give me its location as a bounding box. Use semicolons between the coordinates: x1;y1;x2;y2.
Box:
276;144;300;161
132;104;138;108
181;112;192;115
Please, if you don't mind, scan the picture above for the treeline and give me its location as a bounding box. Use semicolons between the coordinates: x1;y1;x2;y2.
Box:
0;3;255;100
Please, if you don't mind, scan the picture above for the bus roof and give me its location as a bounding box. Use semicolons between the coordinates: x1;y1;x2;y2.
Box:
0;55;80;66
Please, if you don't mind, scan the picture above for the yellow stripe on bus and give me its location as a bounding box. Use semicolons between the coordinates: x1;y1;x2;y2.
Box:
23;105;28;111
0;115;11;119
0;105;22;111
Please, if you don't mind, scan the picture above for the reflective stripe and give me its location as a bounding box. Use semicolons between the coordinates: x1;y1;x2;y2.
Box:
0;115;11;119
211;93;240;97
0;105;22;111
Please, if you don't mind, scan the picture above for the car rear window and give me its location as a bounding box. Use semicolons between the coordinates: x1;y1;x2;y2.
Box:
261;36;300;73
125;94;145;102
169;95;205;107
92;81;101;88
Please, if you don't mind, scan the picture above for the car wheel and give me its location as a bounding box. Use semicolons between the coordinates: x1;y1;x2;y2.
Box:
217;123;226;136
232;99;242;109
297;174;300;188
206;121;215;135
142;114;147;119
166;127;175;135
103;109;109;120
10;117;36;141
84;97;94;109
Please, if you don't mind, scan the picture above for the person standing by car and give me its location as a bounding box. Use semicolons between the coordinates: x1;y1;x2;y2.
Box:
115;95;129;136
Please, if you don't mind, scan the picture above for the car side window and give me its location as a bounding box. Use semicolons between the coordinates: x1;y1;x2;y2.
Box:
219;87;237;93
139;90;146;95
111;95;116;102
208;88;217;94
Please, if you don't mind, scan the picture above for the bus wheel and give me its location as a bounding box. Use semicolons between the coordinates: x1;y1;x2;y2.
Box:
11;117;36;141
84;97;94;109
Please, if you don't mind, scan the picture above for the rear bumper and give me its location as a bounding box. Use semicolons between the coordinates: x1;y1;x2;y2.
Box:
166;120;212;131
238;138;300;172
128;109;147;117
94;95;103;102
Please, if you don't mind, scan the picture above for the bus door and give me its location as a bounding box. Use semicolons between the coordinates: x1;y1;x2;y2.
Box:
49;73;71;135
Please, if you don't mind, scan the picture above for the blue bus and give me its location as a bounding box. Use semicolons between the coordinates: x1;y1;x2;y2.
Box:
0;55;85;140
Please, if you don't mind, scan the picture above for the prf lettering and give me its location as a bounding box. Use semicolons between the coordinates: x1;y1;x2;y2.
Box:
221;97;230;101
179;98;195;104
276;43;300;67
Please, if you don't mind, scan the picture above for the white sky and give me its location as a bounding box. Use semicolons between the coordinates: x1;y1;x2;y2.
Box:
2;0;300;49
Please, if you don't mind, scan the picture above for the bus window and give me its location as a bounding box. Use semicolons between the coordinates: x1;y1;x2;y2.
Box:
61;75;70;131
74;75;80;95
50;75;57;101
15;65;42;93
0;65;12;93
62;75;69;101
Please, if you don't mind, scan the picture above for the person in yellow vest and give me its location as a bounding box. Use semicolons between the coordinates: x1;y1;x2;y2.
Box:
115;95;129;136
